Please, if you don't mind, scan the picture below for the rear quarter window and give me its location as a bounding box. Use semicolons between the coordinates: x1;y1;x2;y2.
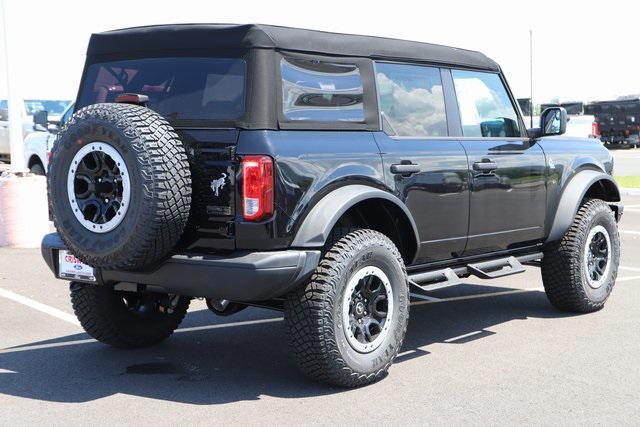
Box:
77;57;246;123
280;57;365;123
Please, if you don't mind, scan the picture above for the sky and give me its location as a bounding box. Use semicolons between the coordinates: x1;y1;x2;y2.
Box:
1;0;639;104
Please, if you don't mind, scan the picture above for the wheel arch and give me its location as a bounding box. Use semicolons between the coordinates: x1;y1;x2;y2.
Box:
27;154;44;169
290;184;420;264
548;170;621;242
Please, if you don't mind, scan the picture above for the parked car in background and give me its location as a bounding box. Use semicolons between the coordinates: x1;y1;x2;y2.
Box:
586;98;640;146
0;99;72;162
565;113;598;139
523;113;597;139
23;103;74;175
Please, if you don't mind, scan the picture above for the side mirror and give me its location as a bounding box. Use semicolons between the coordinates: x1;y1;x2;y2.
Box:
540;107;567;136
33;110;48;131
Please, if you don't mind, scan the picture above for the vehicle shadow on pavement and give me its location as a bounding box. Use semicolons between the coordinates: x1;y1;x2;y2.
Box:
0;284;572;404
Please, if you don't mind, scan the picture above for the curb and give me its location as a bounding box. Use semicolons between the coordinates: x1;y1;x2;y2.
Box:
620;187;640;196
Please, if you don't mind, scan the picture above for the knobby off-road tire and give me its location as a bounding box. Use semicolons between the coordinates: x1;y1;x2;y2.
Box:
284;229;409;387
70;283;190;348
48;103;191;270
542;199;620;313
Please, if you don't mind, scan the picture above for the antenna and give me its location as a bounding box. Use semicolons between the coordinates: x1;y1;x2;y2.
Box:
529;29;533;129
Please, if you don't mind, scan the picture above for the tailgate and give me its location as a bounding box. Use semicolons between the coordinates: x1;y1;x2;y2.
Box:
177;129;239;250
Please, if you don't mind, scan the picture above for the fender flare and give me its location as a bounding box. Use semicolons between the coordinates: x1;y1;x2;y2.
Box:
548;170;620;242
291;184;420;254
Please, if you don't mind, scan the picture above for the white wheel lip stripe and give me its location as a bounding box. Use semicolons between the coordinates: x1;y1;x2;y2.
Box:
342;265;394;354
583;224;612;289
67;142;130;234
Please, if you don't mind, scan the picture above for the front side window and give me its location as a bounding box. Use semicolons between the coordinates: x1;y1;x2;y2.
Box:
451;70;521;138
77;57;246;122
280;57;364;122
375;63;447;137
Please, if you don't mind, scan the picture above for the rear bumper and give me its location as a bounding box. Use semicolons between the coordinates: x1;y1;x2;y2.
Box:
41;233;321;301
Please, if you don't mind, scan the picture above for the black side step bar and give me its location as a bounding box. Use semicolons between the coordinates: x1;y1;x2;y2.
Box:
409;252;543;292
467;256;525;279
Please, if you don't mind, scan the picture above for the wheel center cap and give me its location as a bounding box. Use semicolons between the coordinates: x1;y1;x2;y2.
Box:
355;302;365;316
96;178;116;196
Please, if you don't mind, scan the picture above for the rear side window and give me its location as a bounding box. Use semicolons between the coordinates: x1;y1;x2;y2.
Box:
451;70;521;138
77;57;246;122
280;57;364;122
375;63;447;137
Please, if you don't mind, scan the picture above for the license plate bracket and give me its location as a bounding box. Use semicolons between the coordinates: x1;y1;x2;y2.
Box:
58;250;96;282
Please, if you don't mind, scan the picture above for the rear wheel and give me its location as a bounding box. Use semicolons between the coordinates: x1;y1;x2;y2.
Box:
70;283;190;348
284;229;409;387
542;199;620;313
29;162;45;176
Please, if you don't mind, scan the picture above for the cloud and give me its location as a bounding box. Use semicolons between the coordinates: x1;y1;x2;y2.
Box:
376;72;447;136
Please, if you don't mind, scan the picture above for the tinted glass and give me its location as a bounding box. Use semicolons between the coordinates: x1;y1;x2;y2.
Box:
375;63;447;137
0;99;70;116
77;57;246;122
281;58;364;122
61;103;74;125
452;70;521;138
25;100;71;115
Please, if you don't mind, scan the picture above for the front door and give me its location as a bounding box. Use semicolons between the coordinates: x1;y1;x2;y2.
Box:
374;62;469;264
450;69;547;255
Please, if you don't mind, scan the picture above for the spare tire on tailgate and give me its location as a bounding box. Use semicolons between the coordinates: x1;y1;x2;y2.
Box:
48;103;192;270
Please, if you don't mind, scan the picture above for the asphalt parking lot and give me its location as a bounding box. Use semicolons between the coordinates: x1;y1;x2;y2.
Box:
612;146;640;176
1;166;640;424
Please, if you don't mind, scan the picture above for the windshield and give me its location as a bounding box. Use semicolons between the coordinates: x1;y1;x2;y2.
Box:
77;57;246;123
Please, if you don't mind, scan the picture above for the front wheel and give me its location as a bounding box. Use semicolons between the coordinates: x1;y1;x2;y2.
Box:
70;283;190;348
284;229;409;387
542;199;620;313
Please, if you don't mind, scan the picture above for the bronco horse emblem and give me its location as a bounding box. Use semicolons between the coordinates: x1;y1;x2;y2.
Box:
210;173;227;196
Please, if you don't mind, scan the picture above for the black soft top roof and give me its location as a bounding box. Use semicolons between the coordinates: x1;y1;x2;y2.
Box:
87;23;500;71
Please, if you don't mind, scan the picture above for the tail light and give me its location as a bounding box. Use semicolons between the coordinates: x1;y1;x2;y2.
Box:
241;155;274;221
592;121;600;136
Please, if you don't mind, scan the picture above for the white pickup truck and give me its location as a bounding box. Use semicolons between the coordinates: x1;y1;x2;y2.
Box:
22;103;74;174
0;99;71;165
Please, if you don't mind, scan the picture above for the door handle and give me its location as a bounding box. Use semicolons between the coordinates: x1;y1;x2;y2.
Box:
390;162;421;175
473;160;498;173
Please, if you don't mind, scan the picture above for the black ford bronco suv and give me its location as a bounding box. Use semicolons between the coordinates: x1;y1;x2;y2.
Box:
42;24;622;387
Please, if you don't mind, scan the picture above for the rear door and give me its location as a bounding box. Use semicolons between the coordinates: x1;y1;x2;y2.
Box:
374;62;469;264
449;69;546;255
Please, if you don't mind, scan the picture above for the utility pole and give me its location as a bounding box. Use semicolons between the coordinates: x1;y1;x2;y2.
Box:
1;0;26;173
529;29;533;128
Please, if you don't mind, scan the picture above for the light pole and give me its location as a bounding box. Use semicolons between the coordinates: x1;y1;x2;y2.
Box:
1;0;26;173
529;29;534;128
